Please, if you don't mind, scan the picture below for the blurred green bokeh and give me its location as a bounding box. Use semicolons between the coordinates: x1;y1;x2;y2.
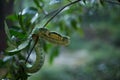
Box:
27;0;120;80
1;0;120;80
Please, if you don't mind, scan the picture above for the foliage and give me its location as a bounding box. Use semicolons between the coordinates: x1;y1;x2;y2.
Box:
0;0;120;79
29;44;120;80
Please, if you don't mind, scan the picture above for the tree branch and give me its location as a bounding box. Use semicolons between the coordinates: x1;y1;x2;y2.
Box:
43;0;81;28
25;35;39;64
105;0;120;5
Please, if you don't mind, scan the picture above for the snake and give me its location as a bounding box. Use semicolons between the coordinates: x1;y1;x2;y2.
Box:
19;28;69;73
26;40;45;73
39;28;70;46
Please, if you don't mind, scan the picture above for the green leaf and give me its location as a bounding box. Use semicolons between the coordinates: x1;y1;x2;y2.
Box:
49;0;62;5
6;14;18;22
0;60;4;67
4;21;12;42
43;41;48;53
67;0;72;2
100;0;105;6
33;0;43;9
71;19;77;30
7;40;30;53
77;27;84;37
49;46;59;64
20;7;38;31
10;29;27;40
83;0;86;4
22;7;38;15
18;13;26;33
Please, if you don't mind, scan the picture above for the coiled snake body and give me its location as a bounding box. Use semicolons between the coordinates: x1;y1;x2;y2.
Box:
26;40;45;73
20;28;69;73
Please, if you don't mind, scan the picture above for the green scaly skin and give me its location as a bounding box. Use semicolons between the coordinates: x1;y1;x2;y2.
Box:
26;40;45;73
39;28;70;46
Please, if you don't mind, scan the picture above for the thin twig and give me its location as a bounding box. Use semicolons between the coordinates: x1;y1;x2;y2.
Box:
25;36;39;64
43;0;81;28
105;0;120;5
25;0;81;63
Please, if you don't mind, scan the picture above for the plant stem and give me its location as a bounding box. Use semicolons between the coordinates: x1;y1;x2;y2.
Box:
105;0;120;5
43;0;81;28
25;36;39;64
